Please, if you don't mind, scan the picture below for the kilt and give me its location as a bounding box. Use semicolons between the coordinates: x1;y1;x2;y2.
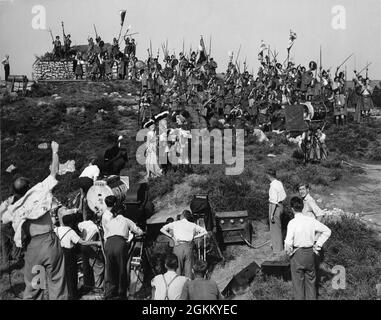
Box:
333;94;347;116
361;96;373;111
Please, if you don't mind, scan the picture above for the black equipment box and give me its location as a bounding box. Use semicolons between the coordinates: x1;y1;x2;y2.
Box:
215;211;251;244
190;194;214;231
261;260;291;281
222;261;260;297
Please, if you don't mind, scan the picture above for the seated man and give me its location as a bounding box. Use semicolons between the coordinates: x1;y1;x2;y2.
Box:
101;135;128;176
180;259;223;300
151;253;189;300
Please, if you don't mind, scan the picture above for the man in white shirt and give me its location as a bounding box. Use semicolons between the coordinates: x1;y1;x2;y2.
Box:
100;195;143;299
266;168;287;253
78;219;105;293
54;211;101;299
284;197;331;300
79;158;100;181
4;142;68;300
298;184;325;221
160;210;207;278
151;253;189;300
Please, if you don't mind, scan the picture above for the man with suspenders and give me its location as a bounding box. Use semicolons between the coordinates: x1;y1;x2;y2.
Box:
151;253;189;300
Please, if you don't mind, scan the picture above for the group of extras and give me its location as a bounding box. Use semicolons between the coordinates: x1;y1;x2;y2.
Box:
0;139;220;300
51;32;375;165
0;140;337;300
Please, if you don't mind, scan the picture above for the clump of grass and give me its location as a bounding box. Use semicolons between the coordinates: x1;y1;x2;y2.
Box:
250;272;293;300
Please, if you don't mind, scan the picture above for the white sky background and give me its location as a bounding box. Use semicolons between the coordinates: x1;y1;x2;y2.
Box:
0;0;381;79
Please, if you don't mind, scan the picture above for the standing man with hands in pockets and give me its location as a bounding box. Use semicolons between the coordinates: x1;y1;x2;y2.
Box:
266;168;287;256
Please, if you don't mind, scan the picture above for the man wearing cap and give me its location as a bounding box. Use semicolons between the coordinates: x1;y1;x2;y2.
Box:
266;168;287;254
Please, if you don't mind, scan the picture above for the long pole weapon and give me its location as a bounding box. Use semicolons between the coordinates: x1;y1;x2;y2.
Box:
336;53;354;72
93;24;99;39
358;62;372;75
209;35;212;58
61;21;65;40
48;28;54;42
235;44;241;65
319;45;322;77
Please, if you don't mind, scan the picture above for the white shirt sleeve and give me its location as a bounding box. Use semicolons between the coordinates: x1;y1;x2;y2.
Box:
68;230;81;245
310;198;325;217
269;184;278;204
284;220;295;249
126;218;143;235
40;175;58;192
313;220;331;247
194;224;207;237
162;222;174;233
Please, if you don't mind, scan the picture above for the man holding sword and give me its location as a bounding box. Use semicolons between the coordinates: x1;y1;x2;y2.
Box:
284;197;331;300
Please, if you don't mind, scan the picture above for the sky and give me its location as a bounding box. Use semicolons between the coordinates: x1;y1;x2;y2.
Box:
0;0;381;79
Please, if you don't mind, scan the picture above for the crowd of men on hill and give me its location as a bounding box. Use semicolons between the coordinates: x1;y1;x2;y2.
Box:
51;33;375;153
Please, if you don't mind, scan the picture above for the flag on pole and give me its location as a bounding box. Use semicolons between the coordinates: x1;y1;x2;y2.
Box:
199;36;206;52
197;36;207;65
287;30;297;50
258;40;268;61
120;10;127;26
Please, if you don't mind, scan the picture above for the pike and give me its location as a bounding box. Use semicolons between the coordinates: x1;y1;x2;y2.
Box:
150;39;153;57
118;10;126;41
125;32;139;37
235;44;241;65
48;28;54;42
93;24;99;39
61;21;66;40
336;53;354;72
209;35;212;58
182;38;185;55
319;45;322;77
358;62;372;75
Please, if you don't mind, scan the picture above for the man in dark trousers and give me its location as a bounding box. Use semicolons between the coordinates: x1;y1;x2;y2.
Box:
2;55;10;81
160;210;207;278
284;197;331;300
101;195;143;299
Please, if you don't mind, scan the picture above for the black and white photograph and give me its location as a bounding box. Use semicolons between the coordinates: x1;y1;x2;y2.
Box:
0;0;381;306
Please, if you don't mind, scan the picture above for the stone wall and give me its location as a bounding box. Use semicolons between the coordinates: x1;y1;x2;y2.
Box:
32;60;119;80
